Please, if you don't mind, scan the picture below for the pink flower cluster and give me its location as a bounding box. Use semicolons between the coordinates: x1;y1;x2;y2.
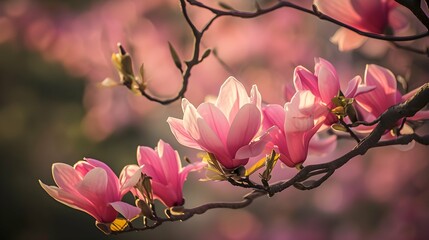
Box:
314;0;408;51
40;58;428;226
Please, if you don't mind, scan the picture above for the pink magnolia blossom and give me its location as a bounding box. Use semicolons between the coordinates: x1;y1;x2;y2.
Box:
134;140;206;207
39;158;141;223
262;90;329;168
314;0;408;51
355;64;429;129
294;58;374;124
167;77;268;170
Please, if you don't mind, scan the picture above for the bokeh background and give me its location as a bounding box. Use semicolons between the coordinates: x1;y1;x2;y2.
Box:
1;0;429;239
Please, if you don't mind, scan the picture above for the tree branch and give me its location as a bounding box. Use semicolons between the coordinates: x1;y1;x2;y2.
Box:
187;0;429;41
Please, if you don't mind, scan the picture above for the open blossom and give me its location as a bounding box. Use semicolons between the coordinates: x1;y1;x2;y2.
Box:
131;140;206;207
294;58;374;124
262;90;329;168
355;64;429;131
314;0;408;51
39;158;141;223
167;77;268;170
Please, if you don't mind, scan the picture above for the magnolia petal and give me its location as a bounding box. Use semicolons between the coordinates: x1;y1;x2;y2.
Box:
226;104;261;156
290;90;317;116
356;64;400;115
183;101;202;141
76;167;109;203
110;201;141;220
181;98;191;113
151;181;181;207
167;117;201;150
83;158;120;193
408;110;429;121
315;58;339;104
157;140;180;182
216;76;250;123
344;75;362;97
250;84;262;111
262;104;285;130
235;131;271;159
119;164;142;196
314;0;361;26
137;146;168;184
52;163;82;192
39;180;99;221
293;66;319;95
344;74;376;98
365;64;397;96
389;8;409;33
197;102;230;144
331;28;367;51
195;117;229;160
179;162;207;186
284;131;307;167
401;86;421;101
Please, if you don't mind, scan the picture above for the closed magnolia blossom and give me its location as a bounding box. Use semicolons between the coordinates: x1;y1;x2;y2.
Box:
39;158;142;223
314;0;408;51
294;58;374;124
354;64;429;134
167;77;268;170
133;140;206;207
262;90;329;168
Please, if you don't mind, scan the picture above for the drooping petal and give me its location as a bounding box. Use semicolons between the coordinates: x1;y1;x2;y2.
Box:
167;117;201;150
39;180;99;220
110;201;141;220
216;76;251;123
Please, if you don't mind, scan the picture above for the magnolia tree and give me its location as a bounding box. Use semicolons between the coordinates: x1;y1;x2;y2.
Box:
37;0;429;235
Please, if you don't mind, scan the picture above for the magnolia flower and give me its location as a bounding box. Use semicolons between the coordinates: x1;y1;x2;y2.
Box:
134;140;206;207
355;64;429;131
294;58;374;124
262;90;329;168
39;158;141;223
314;0;408;51
167;76;268;170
